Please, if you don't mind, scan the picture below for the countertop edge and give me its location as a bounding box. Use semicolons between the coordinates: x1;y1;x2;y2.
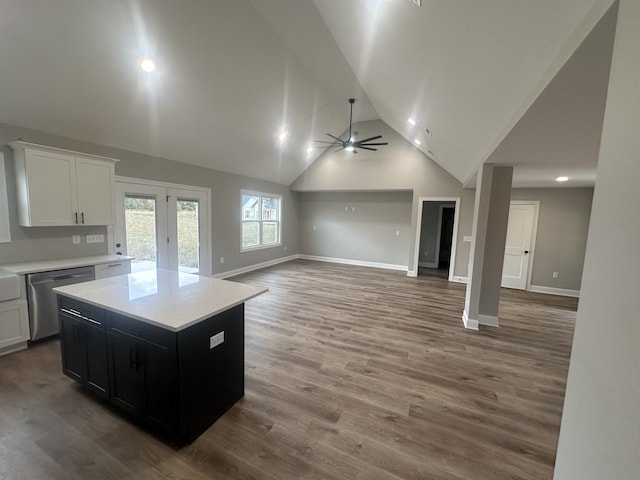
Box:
54;286;268;332
2;255;134;275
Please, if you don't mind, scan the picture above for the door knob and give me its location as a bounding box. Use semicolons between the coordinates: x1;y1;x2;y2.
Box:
524;250;529;254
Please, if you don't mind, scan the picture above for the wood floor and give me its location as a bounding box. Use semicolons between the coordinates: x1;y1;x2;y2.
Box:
0;259;577;479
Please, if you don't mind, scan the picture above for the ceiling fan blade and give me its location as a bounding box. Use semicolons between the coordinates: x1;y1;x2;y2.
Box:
356;135;382;143
358;146;377;151
335;147;345;152
315;140;342;144
327;133;346;143
359;142;389;146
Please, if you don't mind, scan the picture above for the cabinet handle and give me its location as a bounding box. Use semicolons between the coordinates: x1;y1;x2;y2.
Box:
75;212;78;224
72;324;82;343
81;212;85;224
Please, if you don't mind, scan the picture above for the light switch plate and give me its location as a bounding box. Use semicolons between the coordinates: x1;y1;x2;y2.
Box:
210;331;224;349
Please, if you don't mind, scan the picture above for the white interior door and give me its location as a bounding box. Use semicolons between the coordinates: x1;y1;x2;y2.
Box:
501;203;536;289
114;181;211;274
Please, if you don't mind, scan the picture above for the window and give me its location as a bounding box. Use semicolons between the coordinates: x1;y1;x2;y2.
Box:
241;191;281;251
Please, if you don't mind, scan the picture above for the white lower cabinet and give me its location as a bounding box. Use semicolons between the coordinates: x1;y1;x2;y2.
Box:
0;300;29;354
94;260;131;280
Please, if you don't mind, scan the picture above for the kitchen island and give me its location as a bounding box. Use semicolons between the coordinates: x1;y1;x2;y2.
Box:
53;269;267;443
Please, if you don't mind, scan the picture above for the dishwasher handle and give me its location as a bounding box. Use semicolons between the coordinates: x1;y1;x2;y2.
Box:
28;270;94;285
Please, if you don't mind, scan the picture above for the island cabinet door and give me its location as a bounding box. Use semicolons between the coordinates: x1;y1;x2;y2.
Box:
108;331;145;416
59;312;109;399
60;314;85;382
141;341;179;434
107;326;179;436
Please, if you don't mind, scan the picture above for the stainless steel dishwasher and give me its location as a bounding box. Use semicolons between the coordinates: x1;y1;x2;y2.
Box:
26;266;95;341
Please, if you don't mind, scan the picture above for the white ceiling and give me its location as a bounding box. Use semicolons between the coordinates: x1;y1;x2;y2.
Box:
0;0;617;187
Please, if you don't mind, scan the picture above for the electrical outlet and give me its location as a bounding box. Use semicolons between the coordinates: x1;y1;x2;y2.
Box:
351;206;356;212
313;225;317;231
284;245;287;251
72;235;81;244
220;257;224;264
209;331;224;349
395;230;400;236
86;234;104;244
344;206;348;211
552;272;559;279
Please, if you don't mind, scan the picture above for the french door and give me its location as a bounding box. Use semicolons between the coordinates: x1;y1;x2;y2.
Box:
113;179;211;275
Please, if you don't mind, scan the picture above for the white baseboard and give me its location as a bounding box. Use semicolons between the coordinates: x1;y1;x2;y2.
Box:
406;270;417;277
418;261;438;268
0;341;28;357
462;310;479;331
298;254;408;272
213;254;299;279
477;313;499;327
452;276;468;284
529;285;580;298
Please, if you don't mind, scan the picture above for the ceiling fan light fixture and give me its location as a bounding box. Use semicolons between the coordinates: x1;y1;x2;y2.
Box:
315;98;388;153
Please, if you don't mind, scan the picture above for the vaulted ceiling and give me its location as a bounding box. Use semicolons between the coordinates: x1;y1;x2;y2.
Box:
0;0;616;187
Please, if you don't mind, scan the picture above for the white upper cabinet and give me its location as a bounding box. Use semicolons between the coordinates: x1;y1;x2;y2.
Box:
10;142;118;227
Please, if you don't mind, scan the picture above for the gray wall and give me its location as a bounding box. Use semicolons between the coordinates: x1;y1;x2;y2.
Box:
512;187;593;290
0;122;298;273
292;119;474;276
418;201;455;266
298;191;413;266
554;2;639;477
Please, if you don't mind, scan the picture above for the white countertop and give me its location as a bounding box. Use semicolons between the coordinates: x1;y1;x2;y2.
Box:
53;269;267;332
1;255;134;275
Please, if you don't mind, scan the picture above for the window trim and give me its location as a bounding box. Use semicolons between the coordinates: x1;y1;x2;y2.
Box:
241;189;282;252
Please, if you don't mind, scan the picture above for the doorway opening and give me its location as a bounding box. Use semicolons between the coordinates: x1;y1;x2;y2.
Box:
412;197;460;280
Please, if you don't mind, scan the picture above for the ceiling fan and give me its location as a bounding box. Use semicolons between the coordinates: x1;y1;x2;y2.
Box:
316;98;388;153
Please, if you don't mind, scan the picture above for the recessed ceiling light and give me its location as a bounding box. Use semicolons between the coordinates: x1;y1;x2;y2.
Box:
414;139;421;145
278;131;288;143
556;176;569;182
408;118;417;126
139;58;156;73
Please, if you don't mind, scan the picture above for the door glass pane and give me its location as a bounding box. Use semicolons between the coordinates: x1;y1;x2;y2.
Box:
124;195;157;272
176;199;199;273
